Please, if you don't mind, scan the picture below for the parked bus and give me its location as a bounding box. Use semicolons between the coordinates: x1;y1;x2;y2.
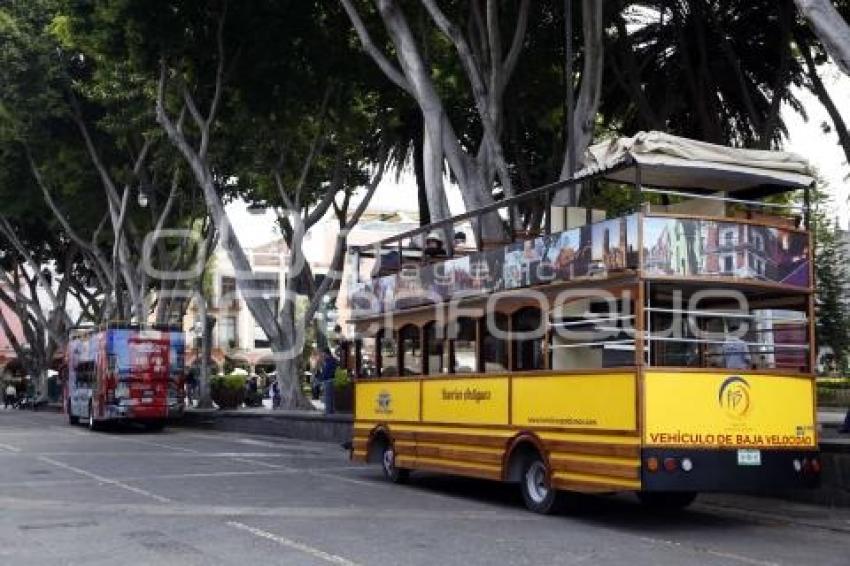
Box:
346;132;820;513
65;325;186;431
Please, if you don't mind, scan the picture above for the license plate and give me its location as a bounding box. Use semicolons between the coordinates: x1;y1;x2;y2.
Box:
737;449;761;466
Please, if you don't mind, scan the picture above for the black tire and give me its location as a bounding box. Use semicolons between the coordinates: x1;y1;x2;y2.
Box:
67;401;79;425
87;402;99;432
144;421;166;432
380;442;410;484
520;454;562;514
637;491;698;510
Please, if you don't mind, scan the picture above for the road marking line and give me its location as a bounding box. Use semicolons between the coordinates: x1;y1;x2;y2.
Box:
227;456;294;470
120;436;200;453
226;521;361;566
639;536;780;566
0;442;20;452
37;456;172;504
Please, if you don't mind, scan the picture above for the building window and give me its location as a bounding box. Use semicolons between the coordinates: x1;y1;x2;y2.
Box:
220;276;238;310
219;317;237;349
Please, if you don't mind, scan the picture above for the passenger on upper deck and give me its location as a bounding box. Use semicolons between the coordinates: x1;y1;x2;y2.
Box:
722;335;752;370
423;231;447;259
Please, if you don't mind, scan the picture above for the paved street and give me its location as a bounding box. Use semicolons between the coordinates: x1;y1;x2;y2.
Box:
1;411;849;566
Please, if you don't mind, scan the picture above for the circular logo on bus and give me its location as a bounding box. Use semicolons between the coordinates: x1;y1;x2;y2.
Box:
718;376;751;418
376;390;392;414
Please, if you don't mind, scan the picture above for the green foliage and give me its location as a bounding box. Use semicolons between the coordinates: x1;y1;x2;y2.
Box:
333;367;351;388
209;374;246;392
812;188;850;373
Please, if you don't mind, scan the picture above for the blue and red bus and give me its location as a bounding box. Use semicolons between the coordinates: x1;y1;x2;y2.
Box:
65;325;186;430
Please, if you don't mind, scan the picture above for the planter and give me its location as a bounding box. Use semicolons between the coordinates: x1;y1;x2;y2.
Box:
818;386;850;408
333;383;353;413
211;387;245;409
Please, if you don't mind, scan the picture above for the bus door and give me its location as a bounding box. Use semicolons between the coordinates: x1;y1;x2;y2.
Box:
68;336;96;417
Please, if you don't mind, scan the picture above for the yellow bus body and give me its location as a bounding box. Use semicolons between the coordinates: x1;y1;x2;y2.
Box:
352;369;816;493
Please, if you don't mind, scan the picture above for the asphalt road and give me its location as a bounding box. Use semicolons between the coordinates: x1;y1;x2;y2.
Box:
1;410;849;566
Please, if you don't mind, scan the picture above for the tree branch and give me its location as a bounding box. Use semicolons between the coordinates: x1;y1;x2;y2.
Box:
340;0;413;94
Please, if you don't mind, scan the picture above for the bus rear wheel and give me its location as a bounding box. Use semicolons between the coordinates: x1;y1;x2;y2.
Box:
144;420;166;432
67;402;79;425
381;443;409;484
520;456;562;514
87;402;99;432
637;491;697;510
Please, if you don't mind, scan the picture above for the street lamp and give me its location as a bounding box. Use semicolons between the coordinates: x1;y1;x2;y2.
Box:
138;187;149;208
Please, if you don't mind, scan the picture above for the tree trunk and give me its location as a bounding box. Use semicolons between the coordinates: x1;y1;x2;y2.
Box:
413;126;431;227
273;299;313;410
794;0;850;77
560;0;605;193
197;314;215;409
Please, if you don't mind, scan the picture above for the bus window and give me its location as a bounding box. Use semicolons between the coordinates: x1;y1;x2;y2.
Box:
550;298;635;369
360;336;379;378
646;286;810;372
379;330;398;377
399;325;422;376
450;318;478;373
74;361;95;387
512;308;543;371
424;322;449;375
482;313;508;373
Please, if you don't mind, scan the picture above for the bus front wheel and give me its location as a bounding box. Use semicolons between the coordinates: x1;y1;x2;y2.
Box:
637;491;697;510
381;443;409;484
520;456;562;514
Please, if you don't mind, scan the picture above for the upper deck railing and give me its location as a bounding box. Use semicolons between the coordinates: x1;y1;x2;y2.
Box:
348;137;814;318
349;211;810;317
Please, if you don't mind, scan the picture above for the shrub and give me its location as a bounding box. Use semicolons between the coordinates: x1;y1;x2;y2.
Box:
210;374;246;409
333;368;351;388
210;374;247;392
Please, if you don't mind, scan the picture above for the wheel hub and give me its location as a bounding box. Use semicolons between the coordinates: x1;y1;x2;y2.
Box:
383;448;395;474
525;461;549;503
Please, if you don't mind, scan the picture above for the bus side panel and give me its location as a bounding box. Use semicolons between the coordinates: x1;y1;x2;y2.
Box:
352;380;421;462
513;372;641;492
353;373;642;492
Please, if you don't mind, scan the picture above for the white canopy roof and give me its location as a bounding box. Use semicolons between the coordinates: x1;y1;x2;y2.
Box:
575;131;814;192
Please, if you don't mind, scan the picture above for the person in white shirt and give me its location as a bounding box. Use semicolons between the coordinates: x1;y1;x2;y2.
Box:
4;383;16;409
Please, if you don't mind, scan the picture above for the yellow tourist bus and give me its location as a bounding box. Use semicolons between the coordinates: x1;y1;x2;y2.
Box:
346;132;820;513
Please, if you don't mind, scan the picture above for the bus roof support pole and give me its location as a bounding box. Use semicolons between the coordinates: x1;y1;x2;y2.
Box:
634;164;643;212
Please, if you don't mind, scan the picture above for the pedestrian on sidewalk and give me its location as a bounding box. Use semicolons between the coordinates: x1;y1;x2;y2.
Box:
320;347;338;415
309;350;322;401
270;377;281;409
3;383;16;409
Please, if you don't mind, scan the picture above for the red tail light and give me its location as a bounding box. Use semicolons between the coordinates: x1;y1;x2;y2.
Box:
663;457;678;472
